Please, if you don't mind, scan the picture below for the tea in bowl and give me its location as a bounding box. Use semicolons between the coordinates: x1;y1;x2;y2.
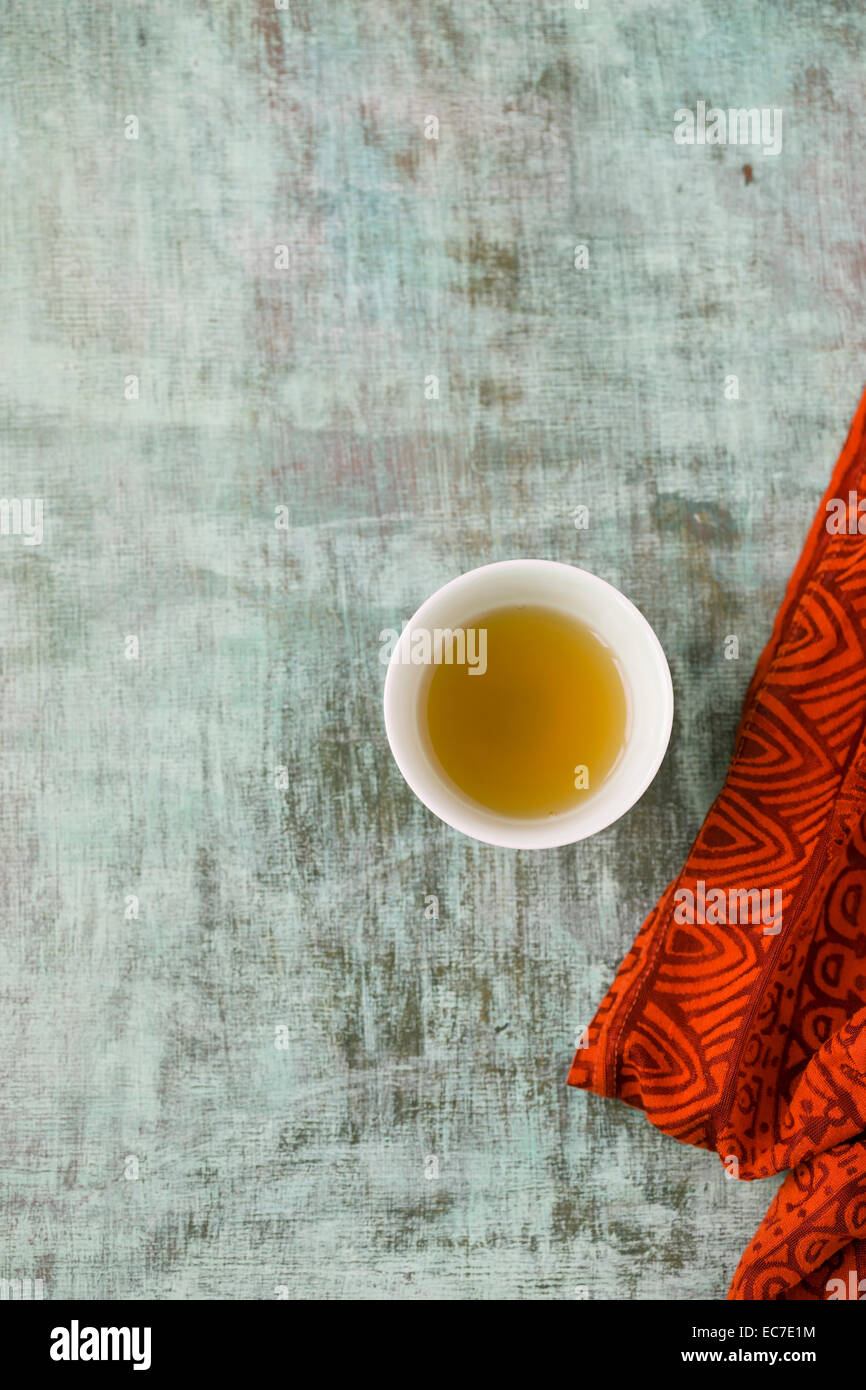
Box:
383;560;673;848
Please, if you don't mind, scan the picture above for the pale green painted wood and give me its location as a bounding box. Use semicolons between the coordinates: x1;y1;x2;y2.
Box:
0;0;864;1300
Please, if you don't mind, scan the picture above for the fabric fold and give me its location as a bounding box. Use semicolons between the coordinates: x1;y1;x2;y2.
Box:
569;388;866;1300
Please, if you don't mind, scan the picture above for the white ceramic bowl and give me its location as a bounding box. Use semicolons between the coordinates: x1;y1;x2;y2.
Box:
383;559;673;848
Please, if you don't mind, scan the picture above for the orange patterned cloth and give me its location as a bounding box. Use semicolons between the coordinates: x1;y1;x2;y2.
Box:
569;391;866;1300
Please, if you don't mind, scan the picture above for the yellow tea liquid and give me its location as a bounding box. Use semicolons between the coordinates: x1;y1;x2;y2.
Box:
423;604;628;817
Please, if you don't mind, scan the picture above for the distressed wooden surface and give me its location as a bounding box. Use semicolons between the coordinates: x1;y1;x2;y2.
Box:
1;0;865;1301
